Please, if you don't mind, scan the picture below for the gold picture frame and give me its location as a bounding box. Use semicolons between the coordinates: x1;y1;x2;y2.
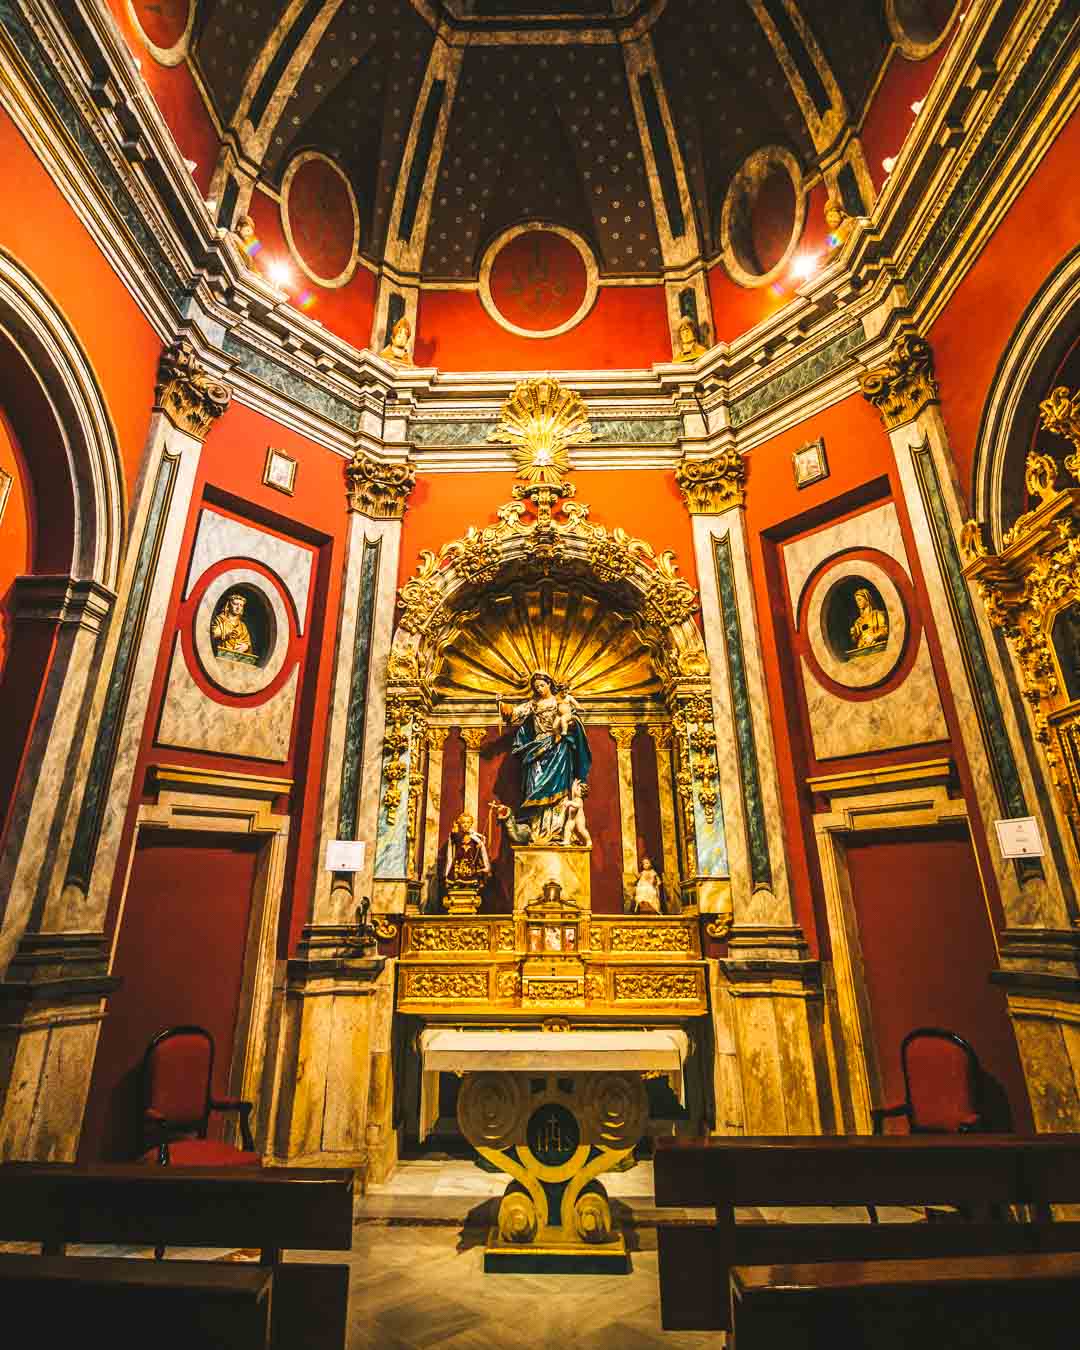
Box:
263;446;297;495
792;437;828;489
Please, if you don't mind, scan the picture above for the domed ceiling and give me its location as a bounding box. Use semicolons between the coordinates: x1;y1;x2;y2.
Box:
190;0;954;284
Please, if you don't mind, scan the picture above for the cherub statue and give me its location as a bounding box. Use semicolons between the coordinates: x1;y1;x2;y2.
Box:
560;779;592;849
631;857;662;914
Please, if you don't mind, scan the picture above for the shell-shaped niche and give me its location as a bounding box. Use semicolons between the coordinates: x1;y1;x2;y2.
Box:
435;583;662;703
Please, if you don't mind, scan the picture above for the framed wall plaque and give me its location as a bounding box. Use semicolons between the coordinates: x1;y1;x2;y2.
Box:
263;446;297;495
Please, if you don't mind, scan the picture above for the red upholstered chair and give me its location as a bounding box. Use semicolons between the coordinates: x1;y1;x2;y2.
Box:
138;1025;259;1167
868;1027;985;1223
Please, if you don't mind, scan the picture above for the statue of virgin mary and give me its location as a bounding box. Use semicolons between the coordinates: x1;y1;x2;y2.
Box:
499;671;592;841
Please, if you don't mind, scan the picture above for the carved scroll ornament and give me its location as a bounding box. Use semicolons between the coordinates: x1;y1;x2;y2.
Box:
345;452;417;518
675;449;746;515
859;334;938;431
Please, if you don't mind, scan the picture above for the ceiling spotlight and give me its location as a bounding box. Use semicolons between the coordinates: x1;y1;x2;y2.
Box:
183;159;198;174
882;156;896;175
790;253;819;282
267;260;293;288
910;100;924;116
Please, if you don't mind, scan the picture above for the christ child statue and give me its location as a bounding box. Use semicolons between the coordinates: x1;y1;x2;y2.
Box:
560;779;592;848
632;858;662;914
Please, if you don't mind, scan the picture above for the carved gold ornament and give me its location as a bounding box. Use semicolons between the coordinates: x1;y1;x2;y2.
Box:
407;924;490;953
964;386;1080;857
524;979;582;1002
673;693;720;826
859;334;938;430
457;1072;529;1150
675;449;747;515
705;914;734;941
404;968;489;1000
613;970;701;1001
345;452;417;518
380;696;415;826
488;377;592;488
608;925;692;953
155;338;231;440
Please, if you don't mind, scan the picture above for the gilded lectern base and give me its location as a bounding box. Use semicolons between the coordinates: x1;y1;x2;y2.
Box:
484;1226;629;1275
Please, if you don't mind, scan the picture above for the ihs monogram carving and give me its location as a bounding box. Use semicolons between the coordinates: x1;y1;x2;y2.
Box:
613;971;700;1001
345;452;417;518
675;449;746;514
859;334;938;430
406;969;488;1000
155;338;231;440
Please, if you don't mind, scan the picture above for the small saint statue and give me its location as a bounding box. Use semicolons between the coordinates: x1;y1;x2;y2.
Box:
229;214;262;274
848;586;888;653
379;315;414;366
631;857;662;914
825;197;855;248
445;811;490;885
674;315;707;363
211;592;258;664
560;779;592;849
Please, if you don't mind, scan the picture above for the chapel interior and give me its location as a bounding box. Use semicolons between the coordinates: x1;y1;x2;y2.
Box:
1;0;1079;1345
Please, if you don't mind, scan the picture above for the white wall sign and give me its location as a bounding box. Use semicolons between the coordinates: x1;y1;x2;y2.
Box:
994;816;1045;859
325;839;366;872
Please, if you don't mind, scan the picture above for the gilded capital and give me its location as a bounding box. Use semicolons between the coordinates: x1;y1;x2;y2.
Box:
345;452;417;518
460;728;488;751
155;338;231;440
646;723;674;749
610;726;637;752
426;726;451;751
859;334;938;430
675;449;746;514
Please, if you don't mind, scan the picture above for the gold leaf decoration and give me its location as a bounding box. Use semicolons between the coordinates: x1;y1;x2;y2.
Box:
488;377;592;486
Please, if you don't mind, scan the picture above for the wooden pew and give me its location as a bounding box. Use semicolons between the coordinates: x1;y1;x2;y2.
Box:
730;1252;1080;1350
0;1164;355;1350
0;1253;273;1350
653;1134;1080;1332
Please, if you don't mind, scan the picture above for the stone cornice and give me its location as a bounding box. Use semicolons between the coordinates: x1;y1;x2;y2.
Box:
0;0;1074;463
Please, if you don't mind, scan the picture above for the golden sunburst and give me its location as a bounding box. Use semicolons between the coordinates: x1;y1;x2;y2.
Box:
434;584;661;703
487;377;593;487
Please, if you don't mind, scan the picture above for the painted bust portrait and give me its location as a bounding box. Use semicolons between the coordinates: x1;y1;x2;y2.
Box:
211;592;259;664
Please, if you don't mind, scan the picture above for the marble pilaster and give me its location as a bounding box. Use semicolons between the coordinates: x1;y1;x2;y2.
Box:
421;728;450;909
461;728;487;826
647;724;682;913
610;727;639;908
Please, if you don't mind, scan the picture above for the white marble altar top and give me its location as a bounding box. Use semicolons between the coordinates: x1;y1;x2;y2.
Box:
419;1028;688;1073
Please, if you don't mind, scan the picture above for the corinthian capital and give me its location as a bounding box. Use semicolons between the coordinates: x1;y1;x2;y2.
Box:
345;451;417;518
859;334;938;431
155;338;231;440
675;449;746;514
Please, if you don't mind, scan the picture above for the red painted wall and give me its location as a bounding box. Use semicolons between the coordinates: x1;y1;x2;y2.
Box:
861;41;952;196
932;111;1080;500
0;106;160;493
416;285;671;371
81;828;261;1161
0;405;32;676
845;824;1031;1130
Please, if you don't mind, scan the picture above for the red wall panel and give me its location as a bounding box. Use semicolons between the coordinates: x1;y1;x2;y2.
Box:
0;405;32;675
844;824;1031;1130
415;285;671;372
81;828;261;1161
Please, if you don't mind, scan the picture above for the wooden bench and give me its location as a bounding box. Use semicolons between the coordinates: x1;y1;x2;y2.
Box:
730;1251;1080;1350
653;1134;1080;1332
0;1163;355;1350
0;1252;273;1350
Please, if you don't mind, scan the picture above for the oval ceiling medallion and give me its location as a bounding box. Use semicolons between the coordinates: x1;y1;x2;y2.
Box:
721;146;806;290
126;0;194;67
280;151;360;289
479;224;599;339
887;0;960;59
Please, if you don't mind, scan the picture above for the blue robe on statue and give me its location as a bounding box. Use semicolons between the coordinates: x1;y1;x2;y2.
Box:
512;713;592;816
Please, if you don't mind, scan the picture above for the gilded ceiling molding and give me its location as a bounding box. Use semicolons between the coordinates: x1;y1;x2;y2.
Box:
963;386;1080;862
859;334;938;431
154;338;231;440
344;453;417;519
745;0;848;154
675;450;747;515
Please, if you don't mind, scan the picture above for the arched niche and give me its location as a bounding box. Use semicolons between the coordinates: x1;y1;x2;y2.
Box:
972;248;1080;549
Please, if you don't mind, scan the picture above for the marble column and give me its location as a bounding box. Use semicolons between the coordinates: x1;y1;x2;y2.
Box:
610;727;640;909
461;728;488;825
421;727;450;910
271;450;415;1169
647;723;682;913
0;339;230;1161
861;331;1080;1130
677;450;829;1136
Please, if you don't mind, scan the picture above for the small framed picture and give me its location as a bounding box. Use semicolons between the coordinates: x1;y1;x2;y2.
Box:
263;446;297;495
0;466;11;524
792;437;828;489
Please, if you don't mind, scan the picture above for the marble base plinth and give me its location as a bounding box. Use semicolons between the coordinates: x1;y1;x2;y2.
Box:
513;846;591;913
